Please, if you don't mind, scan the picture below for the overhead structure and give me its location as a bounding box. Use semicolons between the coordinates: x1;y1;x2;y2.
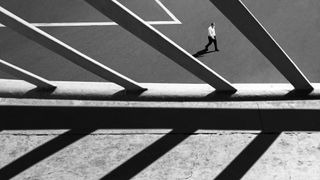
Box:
0;59;56;89
85;0;237;92
0;6;145;91
0;0;314;92
209;0;313;91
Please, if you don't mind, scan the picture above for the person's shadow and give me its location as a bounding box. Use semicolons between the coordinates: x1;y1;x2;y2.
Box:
192;48;216;58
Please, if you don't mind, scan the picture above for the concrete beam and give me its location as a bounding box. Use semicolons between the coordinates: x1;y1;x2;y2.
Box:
0;6;145;92
0;80;319;131
0;59;55;89
0;79;319;101
84;0;236;92
210;0;313;91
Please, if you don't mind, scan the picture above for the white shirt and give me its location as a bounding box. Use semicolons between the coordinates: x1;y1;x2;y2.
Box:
208;25;216;38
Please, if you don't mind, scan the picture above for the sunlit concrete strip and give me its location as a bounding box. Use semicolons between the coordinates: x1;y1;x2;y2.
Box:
154;0;182;24
0;79;320;101
0;0;181;27
0;6;145;92
1;85;320;131
85;0;236;92
0;21;181;27
0;60;55;89
209;0;313;91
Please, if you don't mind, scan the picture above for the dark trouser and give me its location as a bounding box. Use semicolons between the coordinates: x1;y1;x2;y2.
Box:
205;36;218;51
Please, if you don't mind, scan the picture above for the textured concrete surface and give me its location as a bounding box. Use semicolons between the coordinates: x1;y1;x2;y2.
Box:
1;130;320;179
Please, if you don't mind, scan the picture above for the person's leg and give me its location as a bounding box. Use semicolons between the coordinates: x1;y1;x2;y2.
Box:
213;37;219;51
205;36;213;50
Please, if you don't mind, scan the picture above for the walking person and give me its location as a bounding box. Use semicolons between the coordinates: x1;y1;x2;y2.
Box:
205;22;219;51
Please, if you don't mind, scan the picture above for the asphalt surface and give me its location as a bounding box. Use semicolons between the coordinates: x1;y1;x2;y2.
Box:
0;0;319;83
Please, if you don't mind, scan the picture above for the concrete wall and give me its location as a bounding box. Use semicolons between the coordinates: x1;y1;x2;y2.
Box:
1;94;320;179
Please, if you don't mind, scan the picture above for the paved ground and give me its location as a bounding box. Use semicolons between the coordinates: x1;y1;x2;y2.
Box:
0;0;320;83
1;130;320;180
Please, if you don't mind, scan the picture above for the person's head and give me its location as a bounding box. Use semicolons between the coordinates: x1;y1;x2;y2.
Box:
211;22;215;27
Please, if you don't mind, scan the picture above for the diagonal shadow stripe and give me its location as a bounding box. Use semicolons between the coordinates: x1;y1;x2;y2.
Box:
214;131;281;180
101;128;197;180
0;128;96;179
